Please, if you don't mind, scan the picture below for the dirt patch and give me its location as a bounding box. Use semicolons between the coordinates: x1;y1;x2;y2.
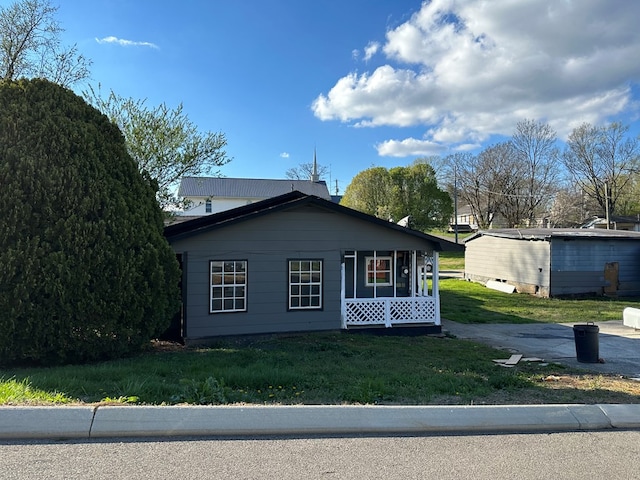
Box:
149;339;186;353
428;373;640;405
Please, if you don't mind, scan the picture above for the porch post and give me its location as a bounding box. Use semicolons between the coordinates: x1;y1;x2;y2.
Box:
352;250;357;299
411;251;417;297
340;262;346;329
393;250;397;298
373;251;377;299
433;251;441;325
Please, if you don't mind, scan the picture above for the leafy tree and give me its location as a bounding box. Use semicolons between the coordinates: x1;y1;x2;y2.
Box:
85;86;231;210
387;161;453;230
0;0;90;86
0;79;180;365
563;122;640;216
340;167;391;218
340;163;452;230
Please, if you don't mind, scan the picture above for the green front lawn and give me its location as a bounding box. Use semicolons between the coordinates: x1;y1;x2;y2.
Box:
3;330;639;407
440;277;640;324
2;275;640;407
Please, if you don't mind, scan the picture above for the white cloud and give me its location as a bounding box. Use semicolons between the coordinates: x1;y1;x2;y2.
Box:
376;137;444;157
280;152;290;158
96;36;159;49
363;41;380;62
313;0;640;156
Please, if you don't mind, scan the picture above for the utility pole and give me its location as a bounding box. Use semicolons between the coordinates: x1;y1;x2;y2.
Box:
605;181;610;229
454;164;459;244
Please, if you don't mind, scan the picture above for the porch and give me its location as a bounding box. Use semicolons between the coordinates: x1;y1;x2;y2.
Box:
340;250;440;329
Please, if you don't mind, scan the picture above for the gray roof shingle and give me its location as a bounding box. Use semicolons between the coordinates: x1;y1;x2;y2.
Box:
178;177;331;200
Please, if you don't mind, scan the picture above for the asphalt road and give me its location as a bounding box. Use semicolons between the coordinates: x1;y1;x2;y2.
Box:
2;430;639;480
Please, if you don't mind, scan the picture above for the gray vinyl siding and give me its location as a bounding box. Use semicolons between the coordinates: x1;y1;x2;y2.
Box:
466;233;640;297
550;238;640;296
465;236;550;294
170;205;437;339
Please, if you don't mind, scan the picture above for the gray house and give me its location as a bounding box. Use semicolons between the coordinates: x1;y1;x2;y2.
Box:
164;191;461;343
465;228;640;297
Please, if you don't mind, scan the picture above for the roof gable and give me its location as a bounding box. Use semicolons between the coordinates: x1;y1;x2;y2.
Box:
165;191;462;252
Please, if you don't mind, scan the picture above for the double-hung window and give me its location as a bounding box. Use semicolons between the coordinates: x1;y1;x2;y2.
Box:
289;260;322;309
210;260;247;313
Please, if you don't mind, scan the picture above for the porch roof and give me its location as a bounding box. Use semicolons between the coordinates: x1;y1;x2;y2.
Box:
164;190;463;252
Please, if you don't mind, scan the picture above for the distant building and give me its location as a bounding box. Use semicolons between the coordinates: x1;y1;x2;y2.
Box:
580;215;640;231
177;176;331;215
449;205;478;232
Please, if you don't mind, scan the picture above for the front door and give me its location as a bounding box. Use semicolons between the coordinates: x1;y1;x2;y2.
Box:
395;251;411;297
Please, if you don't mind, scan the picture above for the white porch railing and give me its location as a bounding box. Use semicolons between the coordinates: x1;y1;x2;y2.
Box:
343;296;439;328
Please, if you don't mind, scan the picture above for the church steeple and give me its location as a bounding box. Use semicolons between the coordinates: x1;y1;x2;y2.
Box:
311;148;319;182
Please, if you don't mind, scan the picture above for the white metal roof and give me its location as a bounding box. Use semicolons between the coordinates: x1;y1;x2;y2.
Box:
178;177;331;200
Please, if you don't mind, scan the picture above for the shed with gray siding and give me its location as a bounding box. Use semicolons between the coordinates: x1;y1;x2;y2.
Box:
465;229;640;297
164;191;461;343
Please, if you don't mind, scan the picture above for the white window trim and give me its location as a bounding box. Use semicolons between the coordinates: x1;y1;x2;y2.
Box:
210;260;247;313
365;255;393;287
289;260;322;310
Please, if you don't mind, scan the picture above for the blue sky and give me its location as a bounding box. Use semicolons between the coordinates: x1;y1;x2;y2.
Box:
33;1;640;193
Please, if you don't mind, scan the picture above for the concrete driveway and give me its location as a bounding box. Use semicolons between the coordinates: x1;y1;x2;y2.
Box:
442;319;640;379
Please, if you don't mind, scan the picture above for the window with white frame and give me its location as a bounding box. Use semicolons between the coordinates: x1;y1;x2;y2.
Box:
210;260;247;313
365;256;393;286
205;199;212;213
289;260;322;309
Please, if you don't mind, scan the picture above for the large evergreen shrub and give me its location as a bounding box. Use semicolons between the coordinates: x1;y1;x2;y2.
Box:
0;79;180;365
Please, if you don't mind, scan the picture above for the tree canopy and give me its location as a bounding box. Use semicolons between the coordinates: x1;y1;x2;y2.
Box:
286;161;329;181
340;161;452;231
562;122;640;217
445;119;561;228
85;86;231;210
0;0;90;86
0;79;180;365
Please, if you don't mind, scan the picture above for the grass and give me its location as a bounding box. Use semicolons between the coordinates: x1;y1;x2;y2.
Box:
0;377;73;405
2;268;640;407
1;334;517;405
1;331;640;407
438;251;464;270
439;277;640;324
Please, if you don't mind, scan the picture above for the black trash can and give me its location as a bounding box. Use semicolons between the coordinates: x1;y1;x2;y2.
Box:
573;323;599;363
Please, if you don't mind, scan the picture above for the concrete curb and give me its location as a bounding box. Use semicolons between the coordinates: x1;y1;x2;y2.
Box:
0;406;95;439
1;404;640;440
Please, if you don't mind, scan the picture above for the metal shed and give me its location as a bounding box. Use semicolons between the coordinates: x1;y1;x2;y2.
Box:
464;229;640;297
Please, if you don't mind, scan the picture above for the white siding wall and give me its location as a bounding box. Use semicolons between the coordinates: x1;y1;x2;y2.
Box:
180;196;257;215
465;236;550;294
